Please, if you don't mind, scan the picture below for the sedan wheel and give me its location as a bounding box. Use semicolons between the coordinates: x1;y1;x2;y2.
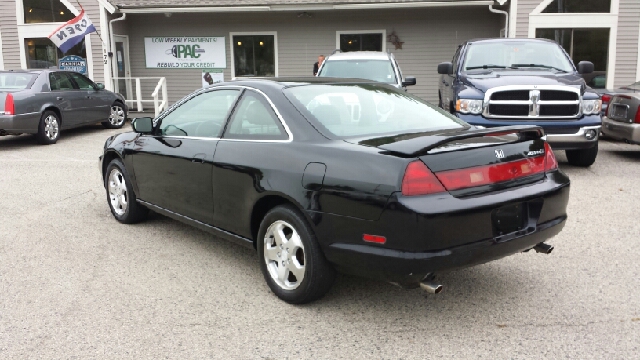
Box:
263;220;306;290
108;168;128;216
102;103;127;129
36;110;60;145
258;205;335;304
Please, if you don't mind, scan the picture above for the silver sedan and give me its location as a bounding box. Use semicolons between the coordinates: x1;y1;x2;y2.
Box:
0;70;127;144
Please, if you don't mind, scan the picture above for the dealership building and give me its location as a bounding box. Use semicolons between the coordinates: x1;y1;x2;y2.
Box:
1;0;639;114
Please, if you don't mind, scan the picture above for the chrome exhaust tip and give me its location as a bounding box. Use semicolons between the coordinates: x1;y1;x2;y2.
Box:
533;242;554;254
419;281;443;294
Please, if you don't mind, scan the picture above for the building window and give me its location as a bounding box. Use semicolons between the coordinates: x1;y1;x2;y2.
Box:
23;0;75;23
25;37;87;71
536;28;610;88
232;34;276;77
541;0;611;13
339;33;383;52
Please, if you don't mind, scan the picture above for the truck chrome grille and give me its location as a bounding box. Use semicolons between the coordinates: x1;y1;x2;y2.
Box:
484;86;582;119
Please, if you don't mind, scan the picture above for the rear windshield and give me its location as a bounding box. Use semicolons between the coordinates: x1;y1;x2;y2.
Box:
283;84;467;139
318;60;397;84
0;73;35;90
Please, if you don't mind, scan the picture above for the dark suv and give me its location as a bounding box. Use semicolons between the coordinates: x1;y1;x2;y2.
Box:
438;38;602;167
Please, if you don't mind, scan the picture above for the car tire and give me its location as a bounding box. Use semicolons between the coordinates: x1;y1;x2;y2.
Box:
36;110;61;145
102;102;127;129
257;205;335;304
104;158;148;224
566;143;598;167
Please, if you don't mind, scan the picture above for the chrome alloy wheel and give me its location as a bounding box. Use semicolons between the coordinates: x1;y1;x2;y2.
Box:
109;105;126;126
263;220;306;290
43;115;59;140
108;168;128;216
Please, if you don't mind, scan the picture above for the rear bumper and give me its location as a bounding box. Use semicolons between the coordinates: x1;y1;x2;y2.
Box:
318;171;570;284
601;116;640;144
0;113;41;134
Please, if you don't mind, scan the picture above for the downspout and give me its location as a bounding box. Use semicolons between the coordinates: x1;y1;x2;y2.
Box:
489;4;509;38
109;13;127;86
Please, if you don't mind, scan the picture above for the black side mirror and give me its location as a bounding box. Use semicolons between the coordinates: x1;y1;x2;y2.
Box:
438;62;453;75
577;61;594;74
131;117;154;134
402;76;417;86
95;83;105;90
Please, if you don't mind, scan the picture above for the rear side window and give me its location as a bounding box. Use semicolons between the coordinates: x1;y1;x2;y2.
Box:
223;91;288;140
49;72;75;91
0;73;35;90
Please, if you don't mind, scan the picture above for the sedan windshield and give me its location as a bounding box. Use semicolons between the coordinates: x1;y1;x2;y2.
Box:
463;42;574;73
0;73;35;90
284;84;467;138
318;60;397;84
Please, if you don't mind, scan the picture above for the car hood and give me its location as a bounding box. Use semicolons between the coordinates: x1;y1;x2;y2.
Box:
461;70;586;94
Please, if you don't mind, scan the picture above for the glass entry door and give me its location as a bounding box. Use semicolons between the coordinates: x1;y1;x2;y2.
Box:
113;35;132;100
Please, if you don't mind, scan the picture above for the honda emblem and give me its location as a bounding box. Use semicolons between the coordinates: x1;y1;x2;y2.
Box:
495;149;505;159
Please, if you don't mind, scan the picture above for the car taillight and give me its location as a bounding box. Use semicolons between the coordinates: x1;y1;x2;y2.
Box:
601;94;611;105
4;93;14;115
544;142;558;171
635;105;640;124
401;161;446;196
435;156;546;191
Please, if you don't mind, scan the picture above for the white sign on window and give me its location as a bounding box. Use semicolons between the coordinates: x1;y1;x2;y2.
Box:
144;37;226;69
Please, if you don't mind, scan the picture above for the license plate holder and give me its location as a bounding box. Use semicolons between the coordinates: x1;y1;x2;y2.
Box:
492;203;527;236
611;104;628;119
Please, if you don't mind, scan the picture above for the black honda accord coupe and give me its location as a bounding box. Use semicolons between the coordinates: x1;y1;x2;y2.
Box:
100;78;569;303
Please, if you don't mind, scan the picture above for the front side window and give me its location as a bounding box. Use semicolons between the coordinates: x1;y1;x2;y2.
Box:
23;0;75;23
224;91;287;140
542;0;611;13
462;41;574;73
68;73;95;90
232;35;276;77
339;33;383;52
284;84;466;139
49;72;75;91
159;89;240;138
319;60;396;84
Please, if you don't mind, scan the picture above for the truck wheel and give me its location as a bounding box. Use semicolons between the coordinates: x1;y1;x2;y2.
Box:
566;143;598;167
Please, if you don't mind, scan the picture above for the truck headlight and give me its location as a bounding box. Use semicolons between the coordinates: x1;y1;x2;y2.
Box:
456;99;483;114
582;100;602;115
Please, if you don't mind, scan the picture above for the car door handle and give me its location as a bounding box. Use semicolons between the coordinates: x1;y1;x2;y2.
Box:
56;97;64;100
191;154;206;163
86;96;93;99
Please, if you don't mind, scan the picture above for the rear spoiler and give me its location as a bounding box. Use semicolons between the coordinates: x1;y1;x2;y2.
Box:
374;125;544;157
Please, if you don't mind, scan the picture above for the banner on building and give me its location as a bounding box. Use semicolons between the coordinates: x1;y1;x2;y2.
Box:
144;37;226;69
202;69;224;87
48;10;96;54
58;55;87;75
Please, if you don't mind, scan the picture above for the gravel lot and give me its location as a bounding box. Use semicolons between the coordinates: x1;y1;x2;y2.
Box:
1;125;639;359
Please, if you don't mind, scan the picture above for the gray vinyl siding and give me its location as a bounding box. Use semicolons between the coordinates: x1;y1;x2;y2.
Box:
515;0;541;38
614;0;640;87
0;0;21;70
125;7;501;105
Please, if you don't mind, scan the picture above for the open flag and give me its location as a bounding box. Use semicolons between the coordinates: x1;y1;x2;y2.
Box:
48;10;96;53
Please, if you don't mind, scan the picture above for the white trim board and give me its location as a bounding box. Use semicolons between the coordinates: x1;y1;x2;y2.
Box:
335;30;387;53
229;31;279;79
508;0;517;38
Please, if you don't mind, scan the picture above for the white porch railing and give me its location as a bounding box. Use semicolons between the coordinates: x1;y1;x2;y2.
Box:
112;77;168;117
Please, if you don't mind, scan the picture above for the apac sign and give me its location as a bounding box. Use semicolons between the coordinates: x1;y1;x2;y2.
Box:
58;55;87;75
144;37;226;69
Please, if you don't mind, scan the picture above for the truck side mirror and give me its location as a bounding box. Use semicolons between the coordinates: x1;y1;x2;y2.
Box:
438;62;453;75
131;117;154;134
577;61;594;75
402;76;416;86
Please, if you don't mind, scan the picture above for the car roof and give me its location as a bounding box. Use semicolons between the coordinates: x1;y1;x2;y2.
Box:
325;51;391;61
465;37;558;45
